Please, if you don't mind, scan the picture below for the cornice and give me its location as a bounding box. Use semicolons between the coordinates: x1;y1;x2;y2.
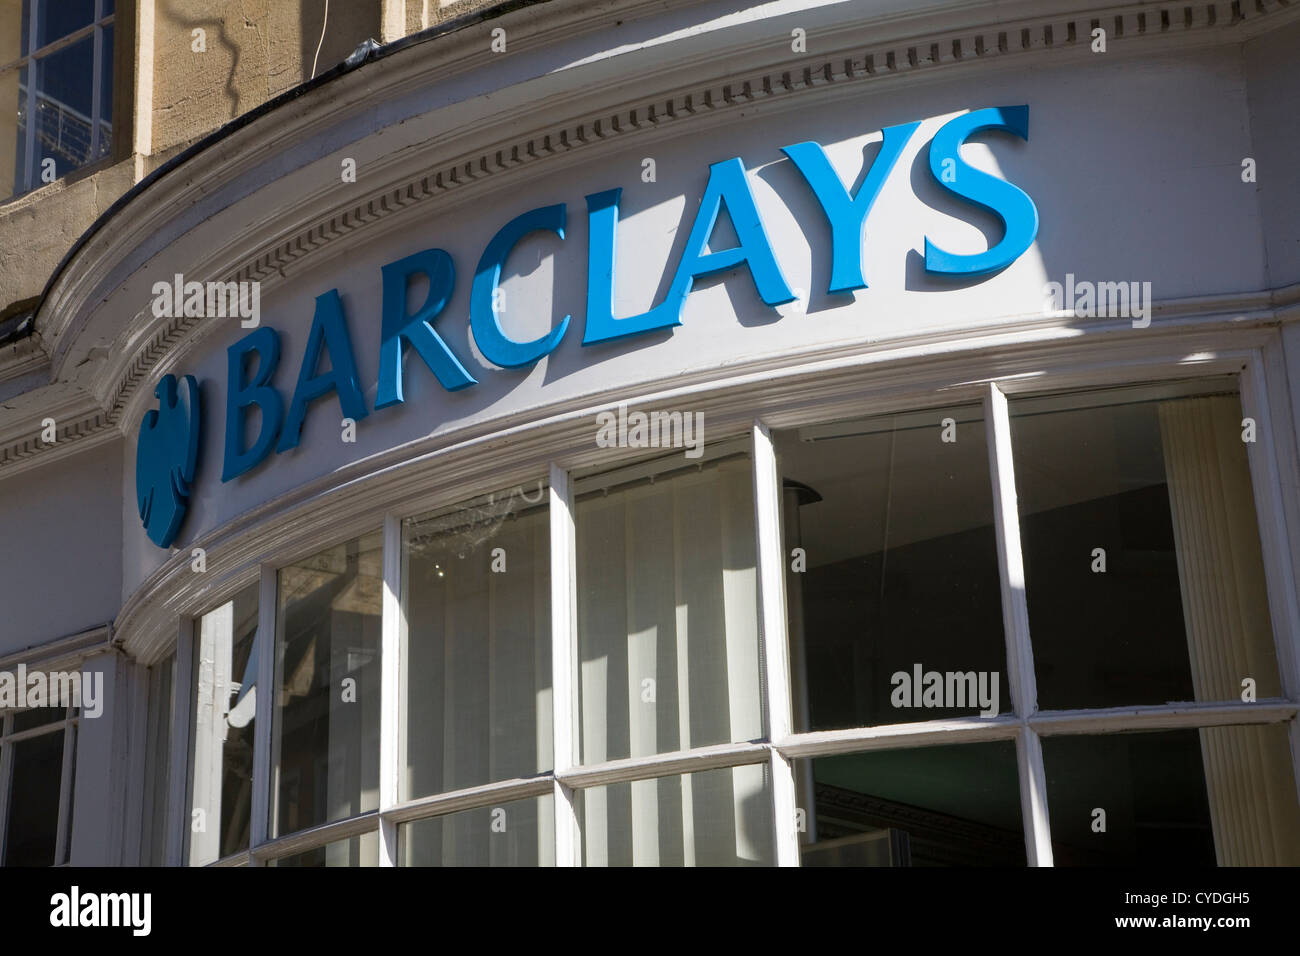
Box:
115;306;1289;662
4;0;1298;479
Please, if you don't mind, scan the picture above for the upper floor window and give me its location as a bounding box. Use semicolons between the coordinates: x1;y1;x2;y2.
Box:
1;703;78;865
1;0;115;201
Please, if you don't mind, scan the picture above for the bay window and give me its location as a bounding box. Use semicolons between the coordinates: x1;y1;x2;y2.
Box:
167;374;1300;866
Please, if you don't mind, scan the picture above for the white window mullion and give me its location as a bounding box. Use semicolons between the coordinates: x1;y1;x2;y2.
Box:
165;617;194;866
752;420;800;867
549;462;581;866
1236;355;1300;816
1016;726;1054;866
984;382;1053;866
54;709;76;864
378;513;402;866
249;564;278;864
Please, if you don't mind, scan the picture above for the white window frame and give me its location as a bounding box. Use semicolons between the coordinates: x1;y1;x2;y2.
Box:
142;331;1300;867
0;703;79;866
1;0;116;199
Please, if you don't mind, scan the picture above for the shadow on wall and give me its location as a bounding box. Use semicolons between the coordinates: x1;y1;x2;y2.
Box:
155;0;380;123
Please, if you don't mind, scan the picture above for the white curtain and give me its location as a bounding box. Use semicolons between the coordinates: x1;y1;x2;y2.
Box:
577;457;768;866
1160;395;1300;865
401;504;552;865
188;602;233;866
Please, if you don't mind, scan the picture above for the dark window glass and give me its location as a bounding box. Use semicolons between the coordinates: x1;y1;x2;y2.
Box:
798;741;1025;866
141;656;174;866
1043;725;1300;865
9;65;30;195
33;35;95;176
1011;386;1281;709
35;0;95;49
776;406;1009;731
13;705;64;733
270;833;378;867
3;729;64;866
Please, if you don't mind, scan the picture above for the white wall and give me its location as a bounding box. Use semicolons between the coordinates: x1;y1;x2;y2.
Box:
119;43;1270;598
0;442;122;653
1244;20;1300;289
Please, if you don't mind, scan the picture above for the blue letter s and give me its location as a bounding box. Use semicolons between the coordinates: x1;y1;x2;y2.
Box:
924;106;1039;276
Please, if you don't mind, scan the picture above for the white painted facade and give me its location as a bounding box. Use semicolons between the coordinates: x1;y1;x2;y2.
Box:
1;0;1298;865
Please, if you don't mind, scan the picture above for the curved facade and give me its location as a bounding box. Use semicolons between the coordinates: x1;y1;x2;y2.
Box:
2;0;1300;866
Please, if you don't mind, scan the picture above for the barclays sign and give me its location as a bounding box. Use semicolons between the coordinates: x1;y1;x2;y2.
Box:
135;106;1040;549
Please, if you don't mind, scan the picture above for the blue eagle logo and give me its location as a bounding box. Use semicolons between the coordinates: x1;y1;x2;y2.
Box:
136;374;201;549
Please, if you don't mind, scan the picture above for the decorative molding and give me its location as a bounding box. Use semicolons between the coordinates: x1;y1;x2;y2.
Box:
113;313;1292;662
0;624;115;672
2;0;1296;479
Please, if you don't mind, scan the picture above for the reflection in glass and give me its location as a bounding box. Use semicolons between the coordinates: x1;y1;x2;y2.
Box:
274;533;382;837
400;794;554;866
5;65;28;197
34;36;95;178
188;584;259;866
775;406;1007;734
1011;385;1281;709
270;832;379;867
402;486;551;801
1044;726;1300;865
797;742;1025;866
578;765;772;866
36;0;95;49
576;452;764;766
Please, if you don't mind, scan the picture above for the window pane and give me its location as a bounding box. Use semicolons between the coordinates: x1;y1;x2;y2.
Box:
399;794;555;866
13;704;65;733
5;64;28;197
3;728;64;866
1043;725;1300;865
775;406;1008;731
1011;386;1281;709
35;0;95;49
269;832;379;867
797;741;1025;866
274;533;382;837
141;655;174;866
576;451;764;764
34;35;95;177
402;485;551;801
187;584;260;866
578;764;772;866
